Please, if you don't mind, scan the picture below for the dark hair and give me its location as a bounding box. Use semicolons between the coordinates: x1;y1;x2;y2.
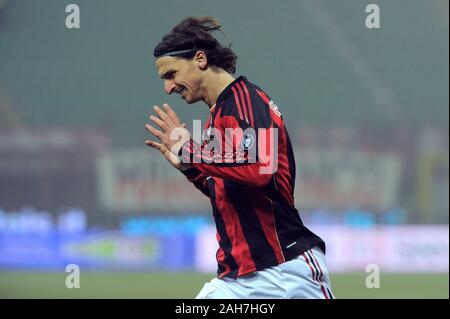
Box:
154;16;238;74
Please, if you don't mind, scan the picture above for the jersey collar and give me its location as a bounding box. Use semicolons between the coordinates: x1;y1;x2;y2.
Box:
215;75;247;106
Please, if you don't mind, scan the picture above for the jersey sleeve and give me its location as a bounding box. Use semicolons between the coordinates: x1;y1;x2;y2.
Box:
179;82;280;187
180;167;210;197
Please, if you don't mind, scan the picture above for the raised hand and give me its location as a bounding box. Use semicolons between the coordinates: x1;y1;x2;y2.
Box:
145;103;190;170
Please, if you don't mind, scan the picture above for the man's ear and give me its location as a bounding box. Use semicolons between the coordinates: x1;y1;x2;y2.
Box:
194;50;208;70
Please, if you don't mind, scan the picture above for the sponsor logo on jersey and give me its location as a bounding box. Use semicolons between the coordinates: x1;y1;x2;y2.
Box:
269;100;282;117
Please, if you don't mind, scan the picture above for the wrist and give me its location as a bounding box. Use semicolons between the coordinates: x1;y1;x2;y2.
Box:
178;164;191;172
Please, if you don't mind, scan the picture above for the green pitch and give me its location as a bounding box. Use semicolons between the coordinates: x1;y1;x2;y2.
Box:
0;271;448;299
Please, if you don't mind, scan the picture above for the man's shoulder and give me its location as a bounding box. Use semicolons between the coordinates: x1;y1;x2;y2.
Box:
218;76;270;116
235;76;267;97
214;76;281;129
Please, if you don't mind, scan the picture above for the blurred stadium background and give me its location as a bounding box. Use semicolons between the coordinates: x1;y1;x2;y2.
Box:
0;0;448;298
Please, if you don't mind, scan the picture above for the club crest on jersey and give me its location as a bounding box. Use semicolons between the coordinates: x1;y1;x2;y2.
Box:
240;133;255;150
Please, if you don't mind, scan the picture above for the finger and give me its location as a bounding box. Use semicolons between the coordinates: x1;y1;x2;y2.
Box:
163;103;182;125
145;124;164;139
153;105;171;123
149;115;168;131
145;140;163;150
145;140;159;149
181;123;187;128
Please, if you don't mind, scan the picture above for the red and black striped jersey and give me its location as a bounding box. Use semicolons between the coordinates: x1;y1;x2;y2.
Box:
180;76;325;278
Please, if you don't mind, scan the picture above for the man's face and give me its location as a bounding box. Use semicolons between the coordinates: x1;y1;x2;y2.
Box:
156;56;203;104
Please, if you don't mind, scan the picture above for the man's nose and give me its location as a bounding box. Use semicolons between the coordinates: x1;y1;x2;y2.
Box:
164;80;176;95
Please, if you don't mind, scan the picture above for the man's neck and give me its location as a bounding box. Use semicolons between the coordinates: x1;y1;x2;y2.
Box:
202;70;235;109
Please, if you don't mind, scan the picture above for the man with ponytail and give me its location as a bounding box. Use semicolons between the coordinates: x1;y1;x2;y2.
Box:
145;16;334;299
